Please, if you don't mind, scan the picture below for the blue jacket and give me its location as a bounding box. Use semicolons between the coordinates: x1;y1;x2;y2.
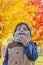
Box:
3;41;38;65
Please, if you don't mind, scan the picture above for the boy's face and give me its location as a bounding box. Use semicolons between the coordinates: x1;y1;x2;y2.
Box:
16;24;28;32
14;24;31;45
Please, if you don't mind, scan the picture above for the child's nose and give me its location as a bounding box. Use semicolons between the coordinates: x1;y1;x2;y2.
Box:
20;28;24;32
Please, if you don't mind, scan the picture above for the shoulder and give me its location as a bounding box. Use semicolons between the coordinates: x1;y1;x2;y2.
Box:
8;41;19;48
8;42;15;48
29;41;37;46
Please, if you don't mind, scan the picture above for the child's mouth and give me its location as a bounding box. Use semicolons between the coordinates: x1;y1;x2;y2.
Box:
19;33;26;35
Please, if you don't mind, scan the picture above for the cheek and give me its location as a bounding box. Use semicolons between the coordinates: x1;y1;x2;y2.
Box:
16;30;20;32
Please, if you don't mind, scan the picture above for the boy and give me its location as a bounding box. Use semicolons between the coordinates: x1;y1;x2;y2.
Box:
3;22;38;65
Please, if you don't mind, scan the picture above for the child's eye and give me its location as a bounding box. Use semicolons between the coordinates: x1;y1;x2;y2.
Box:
18;28;21;31
23;27;28;31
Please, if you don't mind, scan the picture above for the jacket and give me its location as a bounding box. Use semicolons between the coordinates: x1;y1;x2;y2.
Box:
3;41;38;65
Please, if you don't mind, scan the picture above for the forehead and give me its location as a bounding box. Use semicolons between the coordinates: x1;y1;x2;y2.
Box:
17;24;28;28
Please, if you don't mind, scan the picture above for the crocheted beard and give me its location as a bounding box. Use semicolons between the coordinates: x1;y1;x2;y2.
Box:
14;31;31;44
